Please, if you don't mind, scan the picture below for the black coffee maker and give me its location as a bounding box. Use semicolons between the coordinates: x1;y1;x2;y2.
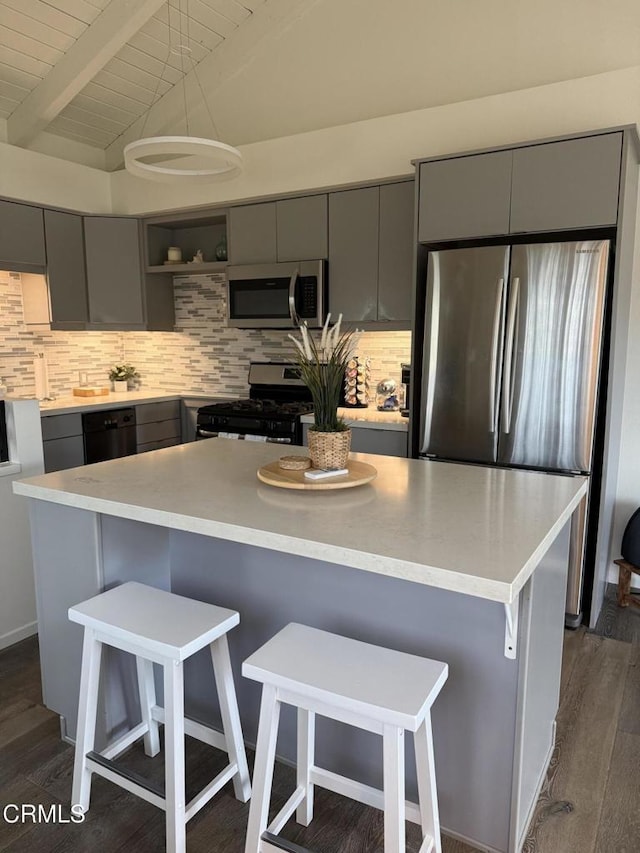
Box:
400;363;411;418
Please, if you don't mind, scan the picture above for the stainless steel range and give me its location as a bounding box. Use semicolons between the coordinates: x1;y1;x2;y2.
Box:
196;362;313;445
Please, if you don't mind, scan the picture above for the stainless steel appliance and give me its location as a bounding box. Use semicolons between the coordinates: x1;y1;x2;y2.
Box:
226;260;327;329
413;239;610;624
196;362;313;444
82;408;137;464
400;363;411;418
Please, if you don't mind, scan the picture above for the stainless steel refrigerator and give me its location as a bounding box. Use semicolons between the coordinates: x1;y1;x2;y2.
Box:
416;240;609;623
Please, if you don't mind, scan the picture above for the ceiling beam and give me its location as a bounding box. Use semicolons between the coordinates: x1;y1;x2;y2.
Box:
7;0;166;148
105;0;324;172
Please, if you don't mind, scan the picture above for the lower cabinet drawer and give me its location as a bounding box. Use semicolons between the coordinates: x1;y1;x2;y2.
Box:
137;436;181;454
136;400;180;424
136;418;181;445
41;413;82;441
43;435;85;472
349;428;408;457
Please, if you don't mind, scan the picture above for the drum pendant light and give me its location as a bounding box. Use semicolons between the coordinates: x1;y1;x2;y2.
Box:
124;0;242;183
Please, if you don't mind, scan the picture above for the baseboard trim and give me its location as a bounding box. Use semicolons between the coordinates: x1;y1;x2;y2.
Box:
0;621;38;650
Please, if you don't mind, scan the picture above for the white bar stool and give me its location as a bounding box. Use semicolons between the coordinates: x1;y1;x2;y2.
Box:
69;581;251;853
242;623;448;853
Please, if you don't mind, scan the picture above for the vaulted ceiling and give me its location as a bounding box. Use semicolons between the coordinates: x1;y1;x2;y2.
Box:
1;0;640;173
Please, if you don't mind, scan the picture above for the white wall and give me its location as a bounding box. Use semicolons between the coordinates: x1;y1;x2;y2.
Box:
0;139;111;212
0;400;44;649
110;66;640;214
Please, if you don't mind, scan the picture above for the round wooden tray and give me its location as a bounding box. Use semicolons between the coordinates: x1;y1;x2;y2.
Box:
257;460;377;490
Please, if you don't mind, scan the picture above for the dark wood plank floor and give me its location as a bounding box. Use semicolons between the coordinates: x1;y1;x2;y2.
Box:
0;590;638;853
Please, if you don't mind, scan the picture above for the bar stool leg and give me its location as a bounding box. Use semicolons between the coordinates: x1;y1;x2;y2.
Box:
164;660;186;853
296;707;315;826
71;628;103;813
210;634;251;802
383;723;405;853
244;684;281;853
136;657;161;757
415;716;442;853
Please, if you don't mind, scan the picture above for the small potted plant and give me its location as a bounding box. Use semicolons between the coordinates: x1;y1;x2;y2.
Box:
108;364;139;393
289;314;359;470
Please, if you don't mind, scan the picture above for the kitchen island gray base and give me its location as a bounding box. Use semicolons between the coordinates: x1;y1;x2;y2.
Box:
29;500;569;853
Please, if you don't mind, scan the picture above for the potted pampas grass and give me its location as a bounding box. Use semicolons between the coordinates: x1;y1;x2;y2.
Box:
289;314;360;470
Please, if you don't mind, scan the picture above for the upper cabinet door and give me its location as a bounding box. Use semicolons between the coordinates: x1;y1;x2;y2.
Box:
276;195;328;261
44;210;88;326
418;150;512;243
228;203;277;264
84;217;144;326
328;187;379;322
0;200;46;269
378;181;414;323
510;134;622;233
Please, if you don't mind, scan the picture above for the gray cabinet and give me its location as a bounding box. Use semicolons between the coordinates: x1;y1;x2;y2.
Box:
418;150;512;242
136;400;181;453
276;195;328;261
378;181;414;322
329;182;414;324
510;133;622;233
229;196;329;264
417;132;623;243
41;413;84;473
302;422;407;457
228;203;277;264
84;217;145;327
44;210;88;327
0;199;46;270
83;217;174;331
329;186;380;322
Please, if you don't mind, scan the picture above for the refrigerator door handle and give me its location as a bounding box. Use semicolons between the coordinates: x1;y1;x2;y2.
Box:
489;277;505;433
502;276;520;434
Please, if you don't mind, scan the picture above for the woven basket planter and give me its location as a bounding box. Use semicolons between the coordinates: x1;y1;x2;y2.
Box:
307;428;351;470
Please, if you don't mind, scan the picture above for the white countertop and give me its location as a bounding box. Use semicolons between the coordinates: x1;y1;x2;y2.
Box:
301;407;408;431
13;439;587;604
38;390;229;416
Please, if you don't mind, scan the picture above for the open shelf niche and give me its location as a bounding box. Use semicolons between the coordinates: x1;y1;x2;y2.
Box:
144;210;228;274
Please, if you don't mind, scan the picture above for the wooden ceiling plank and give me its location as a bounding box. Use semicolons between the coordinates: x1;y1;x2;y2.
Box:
1;0;89;40
0;44;51;79
105;0;323;169
46;121;111;148
204;0;252;27
133;21;211;65
44;0;106;27
0;7;76;51
177;0;237;40
7;0;166;146
0;78;31;102
93;67;172;105
0;62;42;91
72;91;140;123
49;113;116;144
104;55;178;93
116;44;183;86
83;79;156;114
235;0;266;11
149;9;224;53
0;26;64;67
61;102;129;133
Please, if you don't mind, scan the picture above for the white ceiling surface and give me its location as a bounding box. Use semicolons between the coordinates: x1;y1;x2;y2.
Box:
1;0;640;171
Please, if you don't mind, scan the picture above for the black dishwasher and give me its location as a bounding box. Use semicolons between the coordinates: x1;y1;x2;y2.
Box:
82;408;137;464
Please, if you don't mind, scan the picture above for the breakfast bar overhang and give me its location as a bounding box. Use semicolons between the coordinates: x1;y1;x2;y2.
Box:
13;440;587;853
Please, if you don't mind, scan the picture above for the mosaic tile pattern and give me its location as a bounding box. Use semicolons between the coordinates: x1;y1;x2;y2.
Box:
0;272;411;401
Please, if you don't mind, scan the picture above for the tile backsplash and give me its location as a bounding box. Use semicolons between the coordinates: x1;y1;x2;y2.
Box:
0;272;411;400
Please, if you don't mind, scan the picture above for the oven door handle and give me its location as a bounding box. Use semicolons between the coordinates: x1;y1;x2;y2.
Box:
197;428;219;438
288;268;300;326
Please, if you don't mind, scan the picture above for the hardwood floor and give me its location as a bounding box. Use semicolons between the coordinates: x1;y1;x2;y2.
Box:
0;594;638;853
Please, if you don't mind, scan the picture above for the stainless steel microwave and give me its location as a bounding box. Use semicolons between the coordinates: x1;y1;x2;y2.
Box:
226;260;327;329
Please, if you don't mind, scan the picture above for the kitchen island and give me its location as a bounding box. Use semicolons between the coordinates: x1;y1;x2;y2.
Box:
14;441;586;853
